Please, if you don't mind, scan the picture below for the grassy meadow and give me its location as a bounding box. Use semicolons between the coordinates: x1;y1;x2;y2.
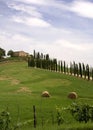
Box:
0;60;93;129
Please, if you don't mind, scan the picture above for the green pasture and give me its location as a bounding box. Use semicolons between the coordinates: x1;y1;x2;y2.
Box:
0;61;93;129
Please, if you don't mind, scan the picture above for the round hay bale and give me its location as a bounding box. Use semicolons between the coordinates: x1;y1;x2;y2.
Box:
68;92;78;99
41;91;50;97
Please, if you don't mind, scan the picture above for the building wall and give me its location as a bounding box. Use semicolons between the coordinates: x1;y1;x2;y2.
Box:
14;51;29;57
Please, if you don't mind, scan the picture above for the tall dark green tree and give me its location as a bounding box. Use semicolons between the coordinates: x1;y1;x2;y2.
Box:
44;55;46;60
28;57;35;67
61;61;63;73
51;59;57;71
41;53;43;59
73;61;76;76
86;64;90;80
75;63;79;77
73;62;79;76
67;64;69;74
82;63;86;79
33;50;36;59
37;52;40;59
58;61;60;72
70;62;73;75
64;61;66;73
79;63;82;78
46;54;49;60
55;60;57;72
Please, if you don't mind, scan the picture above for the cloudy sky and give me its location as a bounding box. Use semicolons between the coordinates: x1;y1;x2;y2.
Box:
0;0;93;66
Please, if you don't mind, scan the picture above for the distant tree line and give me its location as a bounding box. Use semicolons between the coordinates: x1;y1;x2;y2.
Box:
0;47;93;81
28;50;93;81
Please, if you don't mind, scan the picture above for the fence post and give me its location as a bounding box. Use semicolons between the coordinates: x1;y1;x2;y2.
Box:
33;105;36;128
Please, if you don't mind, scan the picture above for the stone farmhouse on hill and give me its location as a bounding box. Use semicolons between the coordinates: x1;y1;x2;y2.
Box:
13;51;29;57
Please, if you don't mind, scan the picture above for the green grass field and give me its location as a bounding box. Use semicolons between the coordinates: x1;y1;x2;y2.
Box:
0;61;93;129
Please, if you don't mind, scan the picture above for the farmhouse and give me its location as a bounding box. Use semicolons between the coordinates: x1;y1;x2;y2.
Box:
13;51;29;57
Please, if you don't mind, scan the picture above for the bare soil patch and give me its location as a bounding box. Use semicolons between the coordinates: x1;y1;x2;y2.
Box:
0;76;9;81
11;79;20;85
17;87;31;93
0;76;20;85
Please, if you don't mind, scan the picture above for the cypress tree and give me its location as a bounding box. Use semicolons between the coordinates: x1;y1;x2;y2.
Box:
64;61;66;73
48;59;51;70
33;50;36;59
60;61;63;73
46;54;49;60
41;53;43;59
52;59;57;71
70;62;73;75
37;52;40;59
73;61;76;76
67;64;68;74
82;63;86;79
55;61;57;72
58;61;60;72
30;58;35;67
75;63;79;77
86;64;90;80
79;63;82;78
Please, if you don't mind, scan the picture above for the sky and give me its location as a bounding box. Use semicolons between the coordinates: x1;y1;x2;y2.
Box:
0;0;93;66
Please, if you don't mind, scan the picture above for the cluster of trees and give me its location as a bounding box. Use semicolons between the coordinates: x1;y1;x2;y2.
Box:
28;50;58;71
69;61;92;80
0;47;14;59
28;50;93;81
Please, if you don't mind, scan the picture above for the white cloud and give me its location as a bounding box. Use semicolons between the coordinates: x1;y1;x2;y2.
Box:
12;16;51;27
55;39;93;51
7;0;93;20
15;0;48;5
14;0;67;9
8;3;42;18
7;1;51;28
56;40;81;50
12;34;31;42
0;32;34;52
70;0;93;19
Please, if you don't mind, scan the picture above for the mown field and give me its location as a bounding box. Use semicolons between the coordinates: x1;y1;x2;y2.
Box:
0;61;93;130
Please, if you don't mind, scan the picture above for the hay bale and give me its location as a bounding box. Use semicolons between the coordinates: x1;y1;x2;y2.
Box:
68;92;78;99
41;91;50;97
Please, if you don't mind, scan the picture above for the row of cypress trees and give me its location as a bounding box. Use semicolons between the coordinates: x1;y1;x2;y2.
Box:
28;50;93;81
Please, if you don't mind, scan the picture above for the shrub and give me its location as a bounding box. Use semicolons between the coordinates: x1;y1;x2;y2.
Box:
56;106;64;125
69;103;93;123
0;110;11;130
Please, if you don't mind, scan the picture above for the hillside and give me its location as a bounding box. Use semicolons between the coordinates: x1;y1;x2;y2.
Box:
0;61;93;129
